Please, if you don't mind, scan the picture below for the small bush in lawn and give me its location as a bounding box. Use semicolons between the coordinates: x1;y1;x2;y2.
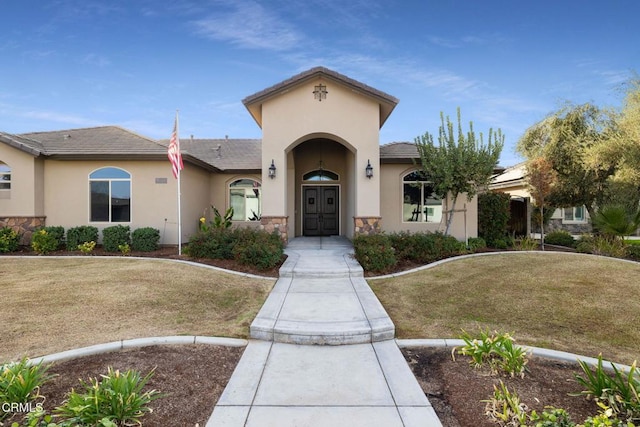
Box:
185;228;238;259
55;367;162;426
0;226;20;253
467;237;487;251
66;226;99;250
232;228;284;270
30;228;59;255
131;227;160;252
545;230;576;248
353;234;396;273
102;225;131;252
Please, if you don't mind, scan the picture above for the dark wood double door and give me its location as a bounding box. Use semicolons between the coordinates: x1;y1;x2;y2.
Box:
303;186;339;236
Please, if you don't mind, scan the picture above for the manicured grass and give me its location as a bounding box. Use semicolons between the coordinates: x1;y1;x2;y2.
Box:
1;258;274;362
369;253;640;365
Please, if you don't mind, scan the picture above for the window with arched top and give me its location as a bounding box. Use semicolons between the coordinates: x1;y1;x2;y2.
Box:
303;169;339;181
402;170;442;223
229;179;261;221
0;161;10;191
89;167;131;222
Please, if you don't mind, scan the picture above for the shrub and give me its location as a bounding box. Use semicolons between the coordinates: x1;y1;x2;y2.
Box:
545;230;576;248
626;244;640;261
43;226;65;250
186;228;238;260
232;228;284;270
353;234;396;273
55;367;162;426
478;191;511;247
102;225;131;252
66;226;99;250
0;227;20;253
0;357;54;409
388;232;464;264
78;241;96;254
577;235;627;258
514;236;539;251
131;227;160;252
467;237;487;251
30;229;59;255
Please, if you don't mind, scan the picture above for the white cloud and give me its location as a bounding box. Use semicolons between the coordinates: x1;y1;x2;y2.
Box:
22;110;99;127
192;1;302;51
82;53;111;67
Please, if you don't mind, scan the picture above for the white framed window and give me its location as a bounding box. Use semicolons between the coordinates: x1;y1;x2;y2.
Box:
89;167;131;222
303;169;339;181
229;179;261;221
563;206;586;223
0;162;10;190
402;170;443;223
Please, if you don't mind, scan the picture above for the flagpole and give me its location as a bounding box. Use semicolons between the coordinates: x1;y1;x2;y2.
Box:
176;110;183;256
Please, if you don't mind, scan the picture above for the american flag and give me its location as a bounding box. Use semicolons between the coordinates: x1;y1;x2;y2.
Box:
168;114;183;179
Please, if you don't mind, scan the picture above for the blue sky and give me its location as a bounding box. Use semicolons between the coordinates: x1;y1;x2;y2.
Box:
2;0;638;166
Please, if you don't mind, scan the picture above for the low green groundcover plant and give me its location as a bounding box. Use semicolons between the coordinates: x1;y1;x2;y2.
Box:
0;358;54;421
0;227;20;253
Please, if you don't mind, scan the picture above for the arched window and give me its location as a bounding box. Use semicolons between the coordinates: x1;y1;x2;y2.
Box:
0;161;10;191
89;167;131;222
229;179;261;221
303;169;339;181
402;171;442;223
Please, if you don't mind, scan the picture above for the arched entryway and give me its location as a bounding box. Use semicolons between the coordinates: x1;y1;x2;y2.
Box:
292;138;354;237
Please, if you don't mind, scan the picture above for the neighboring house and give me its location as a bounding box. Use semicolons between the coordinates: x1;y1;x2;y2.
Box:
490;162;591;236
0;67;477;245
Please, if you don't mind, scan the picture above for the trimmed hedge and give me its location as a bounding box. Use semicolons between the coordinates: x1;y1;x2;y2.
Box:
478;191;511;247
353;234;397;273
131;227;160;252
67;226;99;250
102;225;131;252
31;226;65;254
185;228;284;270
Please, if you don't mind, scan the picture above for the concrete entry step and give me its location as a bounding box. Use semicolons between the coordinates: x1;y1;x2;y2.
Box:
250;237;394;345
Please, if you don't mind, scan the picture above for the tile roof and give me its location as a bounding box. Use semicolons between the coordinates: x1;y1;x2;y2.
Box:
379;142;420;163
0;131;45;156
177;138;262;172
20;126;168;157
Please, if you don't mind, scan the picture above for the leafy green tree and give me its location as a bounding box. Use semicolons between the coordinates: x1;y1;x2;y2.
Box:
415;108;504;236
517;103;617;220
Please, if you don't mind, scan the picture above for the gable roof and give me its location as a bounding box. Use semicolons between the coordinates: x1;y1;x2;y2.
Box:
243;66;399;129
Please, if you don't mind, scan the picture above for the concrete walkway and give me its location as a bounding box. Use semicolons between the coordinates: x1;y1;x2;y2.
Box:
208;236;442;426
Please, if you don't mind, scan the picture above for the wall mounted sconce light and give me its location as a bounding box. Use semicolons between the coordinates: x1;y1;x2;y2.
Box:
268;159;276;179
365;159;373;179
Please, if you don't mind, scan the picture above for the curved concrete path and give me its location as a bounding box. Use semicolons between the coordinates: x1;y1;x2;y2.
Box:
208;237;442;426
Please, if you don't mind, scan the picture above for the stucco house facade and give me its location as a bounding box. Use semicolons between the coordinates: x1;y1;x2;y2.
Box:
0;67;477;245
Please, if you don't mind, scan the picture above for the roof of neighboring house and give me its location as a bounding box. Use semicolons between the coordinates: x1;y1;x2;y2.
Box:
243;66;399;128
490;162;527;189
0;131;45;156
379;142;420;163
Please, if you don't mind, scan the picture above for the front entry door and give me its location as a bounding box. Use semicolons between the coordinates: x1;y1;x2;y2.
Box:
303;186;339;236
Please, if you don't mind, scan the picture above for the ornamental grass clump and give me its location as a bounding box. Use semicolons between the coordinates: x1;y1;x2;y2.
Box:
0;357;54;420
455;330;529;378
55;367;162;426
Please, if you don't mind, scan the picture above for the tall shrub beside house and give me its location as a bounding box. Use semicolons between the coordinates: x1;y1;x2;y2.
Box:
478;191;511;248
415;108;504;236
102;225;131;252
131;227;160;252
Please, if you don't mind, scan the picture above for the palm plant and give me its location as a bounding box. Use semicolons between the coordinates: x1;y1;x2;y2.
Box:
592;204;640;240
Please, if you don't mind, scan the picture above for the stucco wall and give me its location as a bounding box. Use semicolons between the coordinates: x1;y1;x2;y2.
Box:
380;163;478;241
257;77;382;237
43;160;209;245
0;144;42;216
